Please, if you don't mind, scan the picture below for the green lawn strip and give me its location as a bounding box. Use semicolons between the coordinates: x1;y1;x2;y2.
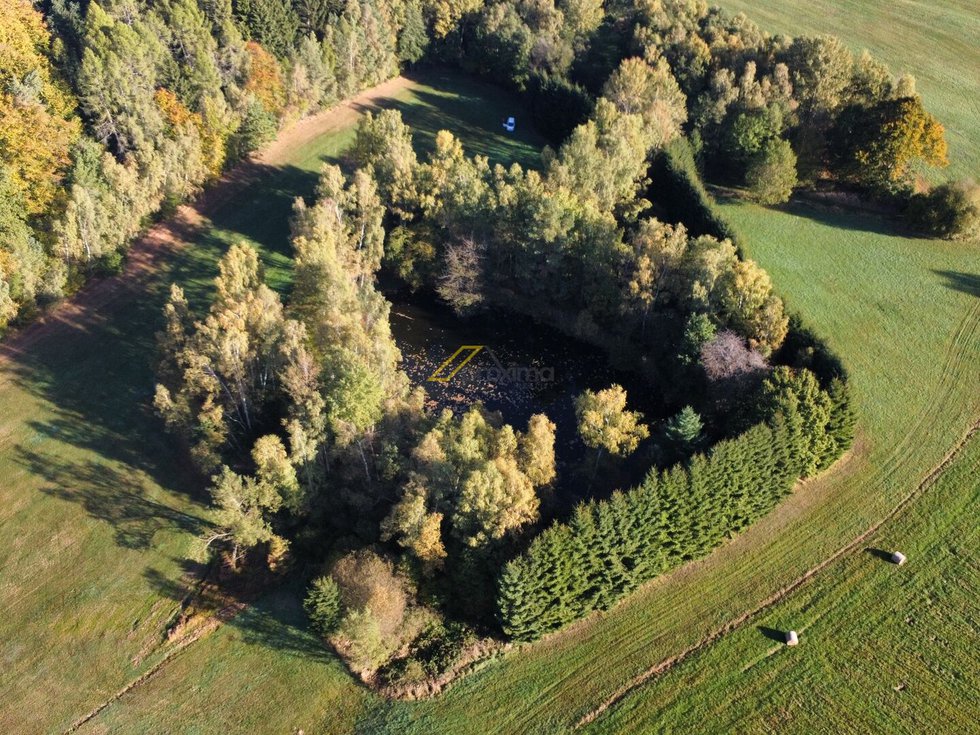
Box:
585;422;980;734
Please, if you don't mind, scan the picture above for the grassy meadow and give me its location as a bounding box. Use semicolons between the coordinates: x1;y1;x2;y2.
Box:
586;427;980;734
3;9;978;731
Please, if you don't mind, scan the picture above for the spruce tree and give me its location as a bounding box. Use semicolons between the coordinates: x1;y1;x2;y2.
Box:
664;405;703;453
232;0;299;57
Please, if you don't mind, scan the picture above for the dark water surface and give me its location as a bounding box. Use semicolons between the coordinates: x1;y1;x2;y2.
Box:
388;292;666;508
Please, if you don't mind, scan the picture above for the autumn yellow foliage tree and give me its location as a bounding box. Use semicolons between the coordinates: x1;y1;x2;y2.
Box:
0;0;81;218
832;95;948;191
244;41;286;115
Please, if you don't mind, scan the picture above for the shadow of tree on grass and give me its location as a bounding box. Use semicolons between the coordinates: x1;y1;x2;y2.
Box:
18;447;208;550
933;270;980;298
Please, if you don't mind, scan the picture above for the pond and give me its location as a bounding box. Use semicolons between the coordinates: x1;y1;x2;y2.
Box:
387;292;667;512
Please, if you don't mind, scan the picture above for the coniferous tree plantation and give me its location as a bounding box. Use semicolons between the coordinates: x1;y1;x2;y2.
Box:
0;0;974;728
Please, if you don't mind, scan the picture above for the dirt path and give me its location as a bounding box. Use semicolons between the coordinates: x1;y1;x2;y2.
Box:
0;75;413;378
574;416;980;729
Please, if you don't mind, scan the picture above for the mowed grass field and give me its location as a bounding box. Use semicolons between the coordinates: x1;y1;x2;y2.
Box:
586;428;980;734
0;70;542;735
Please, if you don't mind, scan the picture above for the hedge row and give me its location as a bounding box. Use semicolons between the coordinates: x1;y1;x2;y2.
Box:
523;72;595;146
496;365;854;641
648;137;744;247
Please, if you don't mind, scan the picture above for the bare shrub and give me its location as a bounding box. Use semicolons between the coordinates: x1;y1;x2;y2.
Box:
700;330;770;411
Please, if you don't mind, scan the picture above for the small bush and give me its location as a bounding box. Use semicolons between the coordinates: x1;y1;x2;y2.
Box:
906;180;980;240
331;550;408;639
377;620;477;686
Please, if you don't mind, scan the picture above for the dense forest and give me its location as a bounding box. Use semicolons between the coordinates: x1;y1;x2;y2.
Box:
0;0;966;694
2;0;975;332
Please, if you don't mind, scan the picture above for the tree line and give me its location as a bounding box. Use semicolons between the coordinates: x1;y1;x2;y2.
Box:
3;0;973;335
0;0;423;332
153;107;855;682
498;363;854;640
427;0;976;233
351;105;789;368
340;101;856;642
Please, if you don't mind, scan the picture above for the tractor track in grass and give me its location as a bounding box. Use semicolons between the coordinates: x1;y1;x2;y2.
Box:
62;601;247;734
575;298;980;729
576;423;980;729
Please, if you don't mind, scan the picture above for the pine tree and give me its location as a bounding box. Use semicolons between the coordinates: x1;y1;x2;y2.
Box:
823;377;856;465
397;0;428;64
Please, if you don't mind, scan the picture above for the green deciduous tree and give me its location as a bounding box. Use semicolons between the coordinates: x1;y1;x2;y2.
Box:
350;109;420;219
745;138;797;205
382;407;553;563
545;98;652;216
203;440;291;568
154;244;298;471
575;384;649;478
